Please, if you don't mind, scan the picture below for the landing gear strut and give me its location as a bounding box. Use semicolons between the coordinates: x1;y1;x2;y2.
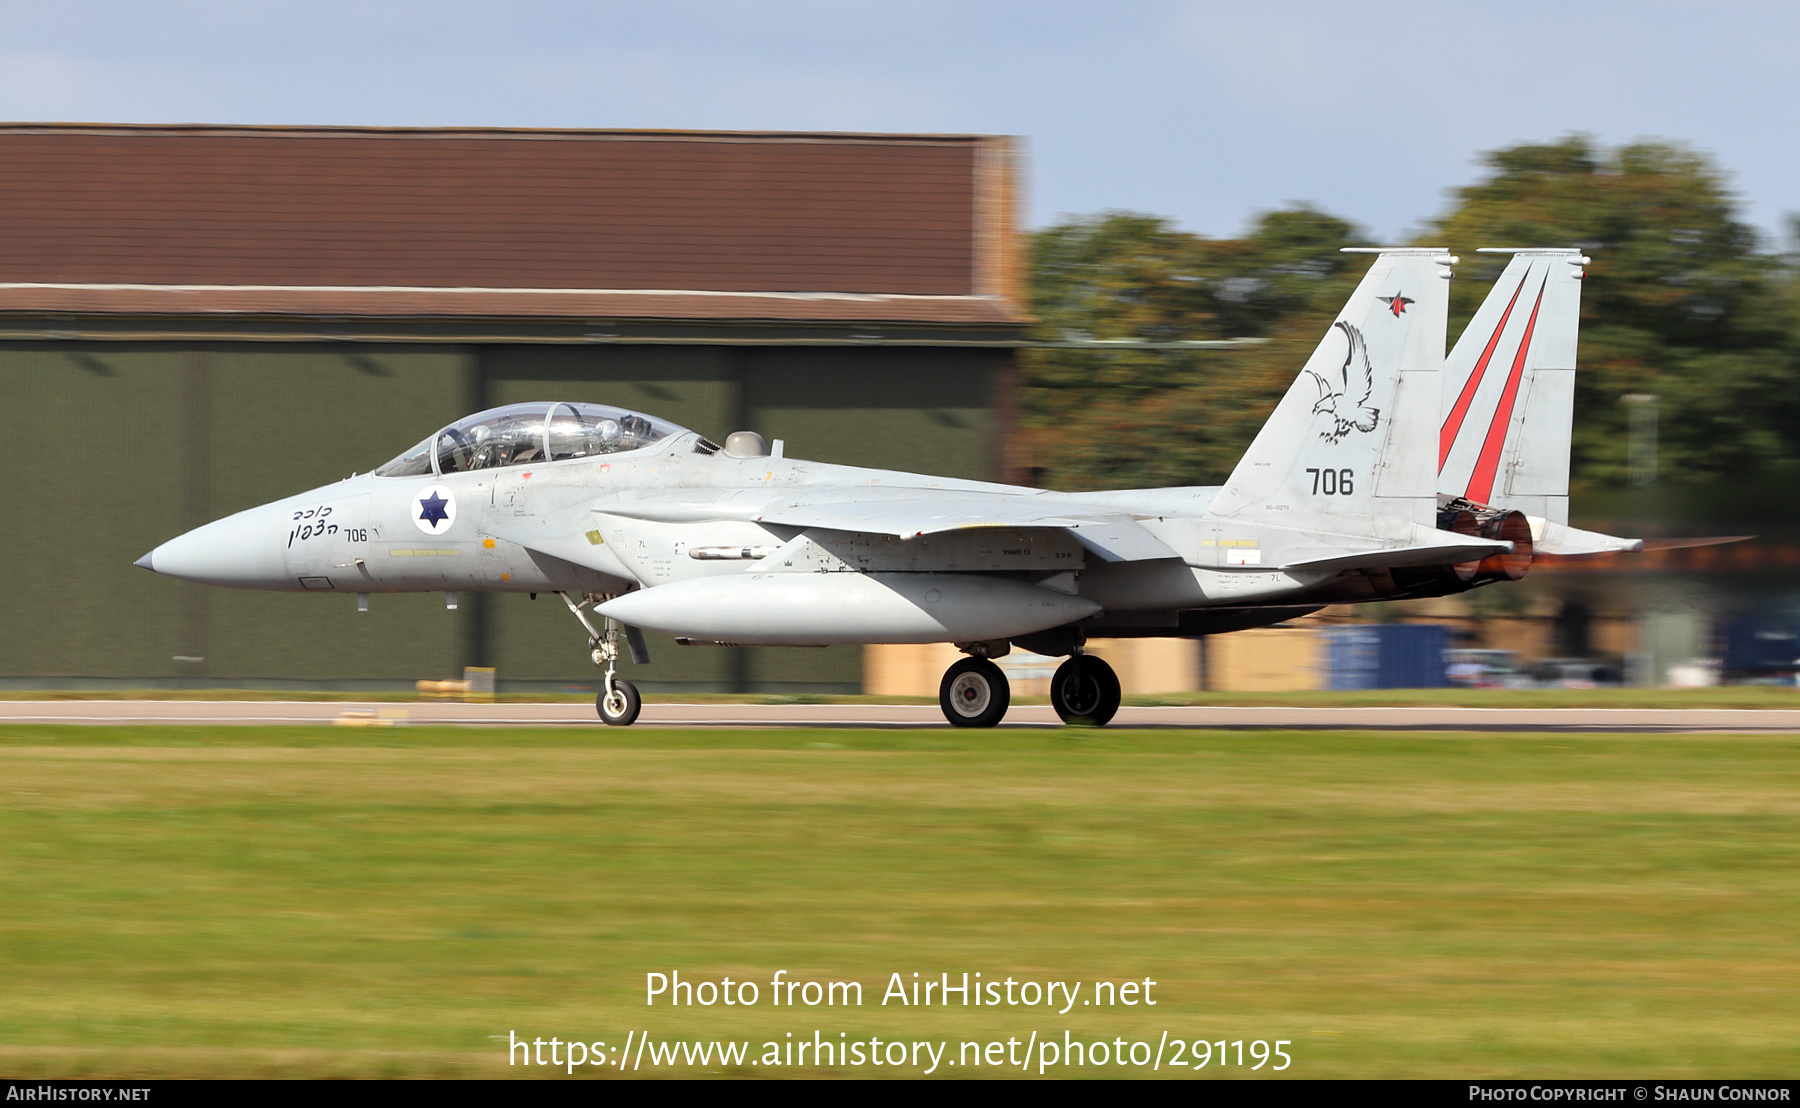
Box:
560;592;641;727
939;656;1010;728
1050;653;1121;727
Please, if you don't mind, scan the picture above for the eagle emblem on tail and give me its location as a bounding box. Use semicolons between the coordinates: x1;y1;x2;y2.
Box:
1304;321;1382;443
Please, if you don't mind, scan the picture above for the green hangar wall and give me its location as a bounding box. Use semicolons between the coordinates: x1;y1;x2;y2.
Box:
0;124;1027;692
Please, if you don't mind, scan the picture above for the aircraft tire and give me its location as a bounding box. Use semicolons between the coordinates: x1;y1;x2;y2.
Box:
596;680;642;727
939;657;1010;728
1051;655;1121;727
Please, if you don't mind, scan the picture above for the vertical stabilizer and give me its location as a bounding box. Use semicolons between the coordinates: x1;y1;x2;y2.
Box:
1439;248;1587;524
1210;248;1453;534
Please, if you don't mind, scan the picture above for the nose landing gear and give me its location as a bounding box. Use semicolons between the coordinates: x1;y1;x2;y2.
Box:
559;591;642;727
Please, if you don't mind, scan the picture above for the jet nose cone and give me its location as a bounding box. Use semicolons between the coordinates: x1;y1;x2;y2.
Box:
142;505;295;589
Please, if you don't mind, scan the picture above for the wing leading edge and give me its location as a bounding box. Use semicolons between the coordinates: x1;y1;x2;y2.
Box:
599;490;1185;562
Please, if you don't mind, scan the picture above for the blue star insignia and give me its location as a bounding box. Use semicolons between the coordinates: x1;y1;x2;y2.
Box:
418;491;450;527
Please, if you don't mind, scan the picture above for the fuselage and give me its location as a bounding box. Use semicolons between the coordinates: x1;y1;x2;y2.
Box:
143;428;1217;598
141;417;1488;650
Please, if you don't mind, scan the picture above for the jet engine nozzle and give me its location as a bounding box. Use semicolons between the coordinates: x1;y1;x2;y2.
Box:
1475;509;1534;582
1440;500;1534;587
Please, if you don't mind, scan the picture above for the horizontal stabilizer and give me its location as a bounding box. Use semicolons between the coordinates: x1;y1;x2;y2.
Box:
1640;535;1754;551
1281;535;1510;574
1530;519;1644;556
1526;521;1752;560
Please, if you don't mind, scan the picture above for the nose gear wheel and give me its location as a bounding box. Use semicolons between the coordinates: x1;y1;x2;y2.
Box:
597;679;641;726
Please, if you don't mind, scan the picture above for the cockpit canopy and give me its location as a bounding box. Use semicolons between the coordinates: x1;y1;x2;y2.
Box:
375;402;686;477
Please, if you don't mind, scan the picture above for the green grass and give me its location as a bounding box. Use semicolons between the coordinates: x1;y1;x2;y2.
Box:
2;725;1798;1078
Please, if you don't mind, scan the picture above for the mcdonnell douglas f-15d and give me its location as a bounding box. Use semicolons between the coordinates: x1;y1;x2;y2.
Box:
137;247;1651;728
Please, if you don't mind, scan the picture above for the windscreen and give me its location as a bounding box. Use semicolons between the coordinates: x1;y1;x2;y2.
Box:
374;402;687;477
373;435;434;477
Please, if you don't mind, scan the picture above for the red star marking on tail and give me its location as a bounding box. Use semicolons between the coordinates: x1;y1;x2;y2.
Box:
1379;292;1414;317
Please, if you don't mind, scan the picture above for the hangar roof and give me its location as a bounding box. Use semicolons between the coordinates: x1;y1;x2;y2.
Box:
0;124;1024;337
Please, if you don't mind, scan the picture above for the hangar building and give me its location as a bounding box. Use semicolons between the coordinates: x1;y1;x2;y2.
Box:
0;123;1026;691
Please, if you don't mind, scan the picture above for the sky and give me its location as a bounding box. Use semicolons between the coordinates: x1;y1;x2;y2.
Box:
2;0;1797;244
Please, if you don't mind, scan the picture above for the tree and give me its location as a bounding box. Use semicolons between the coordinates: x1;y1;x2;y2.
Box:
1023;138;1800;495
1020;206;1368;490
1427;136;1791;487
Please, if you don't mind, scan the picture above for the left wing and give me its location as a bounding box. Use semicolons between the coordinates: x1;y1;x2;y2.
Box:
599;489;1184;562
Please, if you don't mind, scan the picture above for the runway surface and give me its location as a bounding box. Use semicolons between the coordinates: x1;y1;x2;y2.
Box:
3;699;1800;731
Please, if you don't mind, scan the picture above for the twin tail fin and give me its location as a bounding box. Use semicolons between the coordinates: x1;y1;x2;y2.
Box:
1211;247;1454;535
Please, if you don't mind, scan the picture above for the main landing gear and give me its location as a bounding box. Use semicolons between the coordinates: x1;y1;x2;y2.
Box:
939;656;1010;728
560;592;641;727
1049;654;1121;727
936;644;1121;728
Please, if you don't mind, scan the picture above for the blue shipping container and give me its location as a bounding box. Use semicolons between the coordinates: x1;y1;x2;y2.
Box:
1722;619;1800;675
1325;626;1381;690
1325;624;1451;690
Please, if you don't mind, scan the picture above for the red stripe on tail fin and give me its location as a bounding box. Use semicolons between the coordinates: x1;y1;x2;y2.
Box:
1440;272;1528;469
1464;274;1549;504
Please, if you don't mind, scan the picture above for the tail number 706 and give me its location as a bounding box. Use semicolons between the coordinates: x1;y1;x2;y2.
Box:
1306;468;1354;495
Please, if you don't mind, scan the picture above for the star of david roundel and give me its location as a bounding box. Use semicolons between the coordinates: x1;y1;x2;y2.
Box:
412;484;457;536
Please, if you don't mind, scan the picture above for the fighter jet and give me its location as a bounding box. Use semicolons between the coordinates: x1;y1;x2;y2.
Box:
140;247;1537;728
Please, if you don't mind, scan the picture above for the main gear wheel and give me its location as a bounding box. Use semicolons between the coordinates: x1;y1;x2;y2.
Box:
1050;655;1121;727
939;657;1010;728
